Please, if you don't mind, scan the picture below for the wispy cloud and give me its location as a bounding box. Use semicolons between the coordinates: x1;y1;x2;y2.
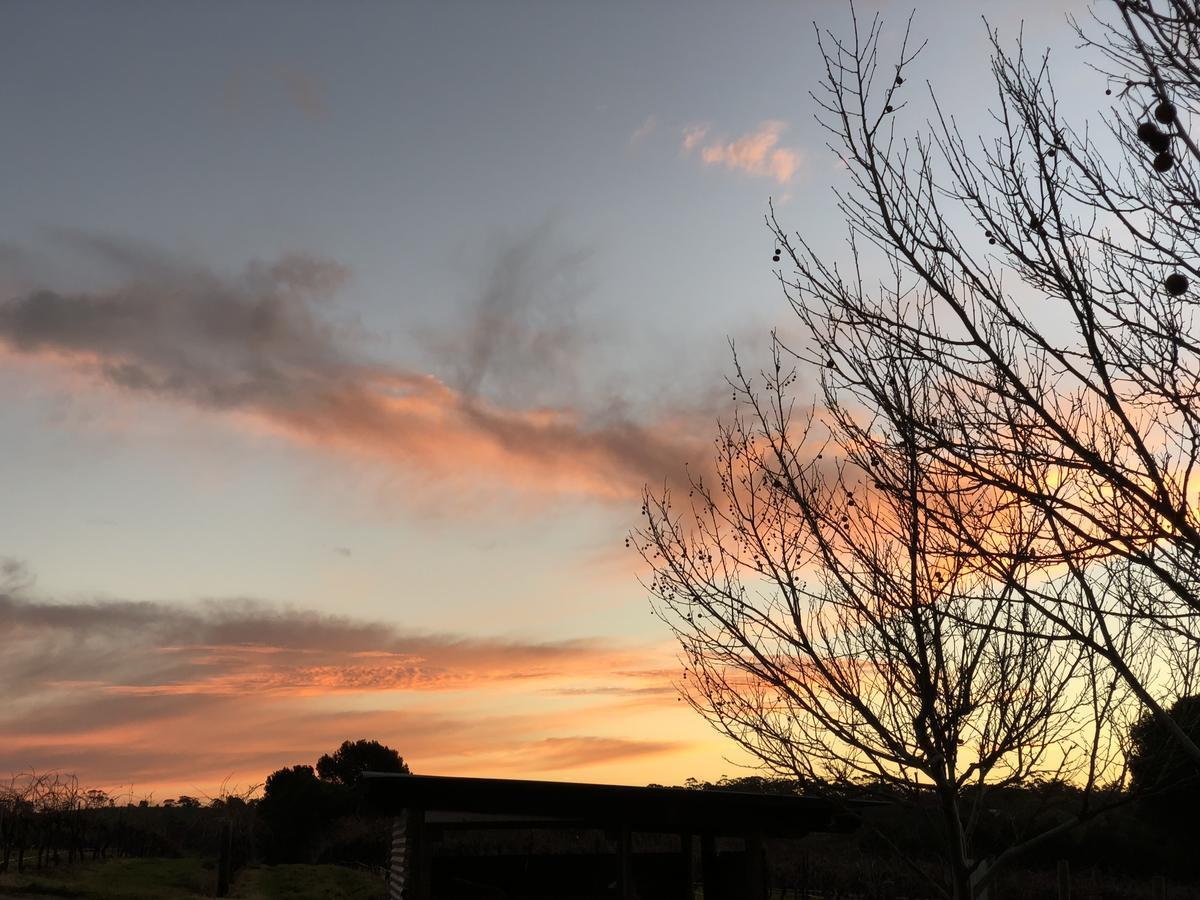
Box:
435;217;596;407
0;233;711;505
0;572;686;792
507;737;679;771
683;120;802;184
680;123;710;155
277;66;327;120
0;590;638;699
223;65;328;121
628;114;658;146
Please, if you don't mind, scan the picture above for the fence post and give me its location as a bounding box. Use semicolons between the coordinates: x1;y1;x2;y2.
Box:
1056;859;1070;900
1153;875;1167;900
216;819;232;897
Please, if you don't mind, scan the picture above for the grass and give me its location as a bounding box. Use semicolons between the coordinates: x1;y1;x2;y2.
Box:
0;857;212;899
229;864;383;900
0;859;385;900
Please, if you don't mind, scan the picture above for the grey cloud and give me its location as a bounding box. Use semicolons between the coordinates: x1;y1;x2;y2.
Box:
0;232;710;502
450;217;597;406
0;591;603;669
0;253;352;411
0;569;638;727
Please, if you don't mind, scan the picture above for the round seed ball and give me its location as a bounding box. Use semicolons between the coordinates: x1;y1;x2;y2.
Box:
1166;272;1189;296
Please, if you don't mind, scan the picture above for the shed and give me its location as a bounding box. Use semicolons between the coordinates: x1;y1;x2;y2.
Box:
363;772;858;899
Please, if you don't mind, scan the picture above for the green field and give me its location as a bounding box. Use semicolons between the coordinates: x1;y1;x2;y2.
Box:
0;858;384;900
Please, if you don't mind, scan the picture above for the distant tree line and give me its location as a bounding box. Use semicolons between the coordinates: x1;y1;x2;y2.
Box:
0;737;408;881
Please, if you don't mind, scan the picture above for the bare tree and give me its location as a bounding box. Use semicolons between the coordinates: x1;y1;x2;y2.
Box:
636;339;1123;899
762;2;1200;768
630;5;1200;896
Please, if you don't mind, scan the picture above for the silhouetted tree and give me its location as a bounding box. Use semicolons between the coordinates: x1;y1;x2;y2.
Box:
316;739;409;788
258;765;346;863
634;2;1200;895
765;0;1200;772
1128;695;1200;830
637;341;1120;900
258;740;408;864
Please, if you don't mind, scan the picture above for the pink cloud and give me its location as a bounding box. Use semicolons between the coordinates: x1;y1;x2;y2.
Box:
688;120;802;183
0;588;694;795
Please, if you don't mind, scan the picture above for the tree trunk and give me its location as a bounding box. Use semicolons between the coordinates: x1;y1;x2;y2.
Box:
937;787;974;900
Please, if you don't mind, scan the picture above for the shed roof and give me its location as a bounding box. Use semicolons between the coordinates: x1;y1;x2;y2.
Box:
362;773;858;838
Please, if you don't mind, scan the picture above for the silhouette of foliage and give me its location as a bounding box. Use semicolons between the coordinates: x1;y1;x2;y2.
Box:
1127;695;1200;835
258;739;407;865
315;739;409;788
258;766;348;864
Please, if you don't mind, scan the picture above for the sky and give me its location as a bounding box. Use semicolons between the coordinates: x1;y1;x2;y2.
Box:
0;0;1097;800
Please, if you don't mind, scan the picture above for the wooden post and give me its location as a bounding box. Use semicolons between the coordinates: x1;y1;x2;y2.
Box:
617;825;634;899
745;831;767;900
678;832;694;900
1056;859;1070;900
411;808;430;900
215;819;232;897
701;834;719;900
1153;875;1167;900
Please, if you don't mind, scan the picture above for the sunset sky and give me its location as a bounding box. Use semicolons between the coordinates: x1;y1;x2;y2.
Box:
0;0;1091;799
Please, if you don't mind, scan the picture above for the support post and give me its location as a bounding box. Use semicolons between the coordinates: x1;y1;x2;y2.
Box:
617;825;634;899
215;819;232;897
745;831;766;900
701;834;720;900
1056;859;1070;900
411;808;430;900
678;832;693;900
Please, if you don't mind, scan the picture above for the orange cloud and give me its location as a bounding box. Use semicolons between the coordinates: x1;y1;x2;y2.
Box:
686;121;802;183
0;586;702;796
0;239;712;504
239;369;701;502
